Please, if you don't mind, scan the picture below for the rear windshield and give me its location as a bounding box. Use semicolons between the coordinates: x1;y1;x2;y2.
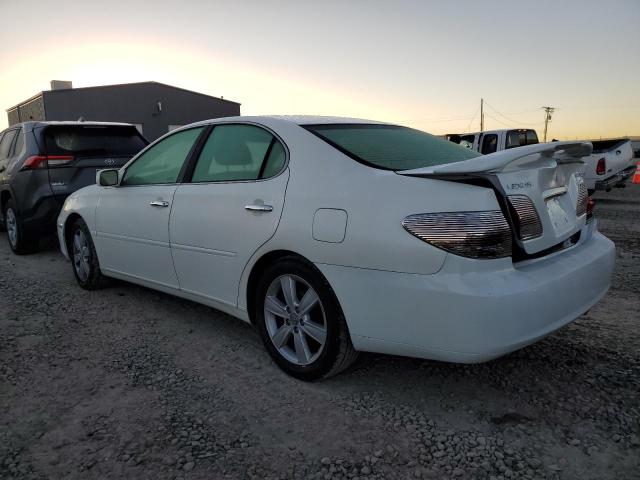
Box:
304;124;481;170
505;129;538;149
44;125;148;156
590;139;627;153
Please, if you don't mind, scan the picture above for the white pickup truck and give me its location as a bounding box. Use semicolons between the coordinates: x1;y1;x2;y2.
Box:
445;129;636;193
582;138;636;194
444;128;539;154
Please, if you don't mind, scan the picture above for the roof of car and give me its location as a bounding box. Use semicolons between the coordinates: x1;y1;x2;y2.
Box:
4;121;138;133
189;115;391;127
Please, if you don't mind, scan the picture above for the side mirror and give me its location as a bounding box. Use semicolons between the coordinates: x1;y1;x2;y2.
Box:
97;169;120;186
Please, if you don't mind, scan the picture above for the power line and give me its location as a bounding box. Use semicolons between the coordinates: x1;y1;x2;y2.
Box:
463;103;481;133
483;112;518;129
483;101;539;126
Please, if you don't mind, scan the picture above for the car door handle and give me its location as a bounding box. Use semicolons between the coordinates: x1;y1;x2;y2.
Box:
245;204;273;212
150;200;169;208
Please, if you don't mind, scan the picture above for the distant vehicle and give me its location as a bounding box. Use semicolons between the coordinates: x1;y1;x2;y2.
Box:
57;116;614;380
582;138;635;194
0;121;148;254
445;128;539;154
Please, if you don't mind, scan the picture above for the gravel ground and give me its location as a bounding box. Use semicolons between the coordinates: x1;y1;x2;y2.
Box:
1;184;639;480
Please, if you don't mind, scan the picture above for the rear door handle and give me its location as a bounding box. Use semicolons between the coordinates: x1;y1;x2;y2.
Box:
150;200;169;208
245;204;273;212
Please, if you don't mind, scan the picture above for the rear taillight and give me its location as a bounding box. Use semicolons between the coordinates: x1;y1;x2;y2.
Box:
402;211;512;259
507;195;543;240
586;197;595;222
21;155;74;170
576;179;589;217
596;157;606;175
22;155;48;170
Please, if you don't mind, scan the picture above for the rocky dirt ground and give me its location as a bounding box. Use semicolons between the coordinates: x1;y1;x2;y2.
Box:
1;185;639;480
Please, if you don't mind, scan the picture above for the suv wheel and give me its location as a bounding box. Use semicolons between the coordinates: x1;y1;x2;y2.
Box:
4;199;36;254
69;218;108;290
255;257;358;380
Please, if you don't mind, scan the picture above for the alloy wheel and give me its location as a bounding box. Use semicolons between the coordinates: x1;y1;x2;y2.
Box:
72;229;91;282
6;208;18;247
264;274;327;366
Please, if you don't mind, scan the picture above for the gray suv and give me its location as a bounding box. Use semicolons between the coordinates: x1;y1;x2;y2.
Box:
0;121;148;254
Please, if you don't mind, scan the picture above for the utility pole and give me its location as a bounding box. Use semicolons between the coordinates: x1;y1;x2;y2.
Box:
541;106;556;142
480;98;484;132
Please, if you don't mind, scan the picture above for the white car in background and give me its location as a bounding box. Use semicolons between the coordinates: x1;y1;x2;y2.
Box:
57;116;615;380
581;138;635;193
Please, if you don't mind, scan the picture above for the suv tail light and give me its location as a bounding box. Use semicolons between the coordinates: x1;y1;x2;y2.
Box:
402;211;512;259
507;195;543;240
596;157;606;175
22;155;74;170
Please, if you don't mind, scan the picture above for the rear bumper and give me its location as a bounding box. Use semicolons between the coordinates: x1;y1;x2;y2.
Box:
595;165;636;191
21;195;65;234
317;221;615;363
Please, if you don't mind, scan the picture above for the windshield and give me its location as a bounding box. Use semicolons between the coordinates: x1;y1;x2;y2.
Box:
304;124;481;170
44;125;148;156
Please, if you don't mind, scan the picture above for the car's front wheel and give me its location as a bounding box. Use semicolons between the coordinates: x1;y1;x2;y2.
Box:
255;257;358;380
4;199;37;255
68;218;108;290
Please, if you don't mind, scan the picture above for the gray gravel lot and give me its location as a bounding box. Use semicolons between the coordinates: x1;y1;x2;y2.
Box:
1;185;639;480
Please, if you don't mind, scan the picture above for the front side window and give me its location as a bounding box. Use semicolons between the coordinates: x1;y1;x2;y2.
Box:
123;127;204;185
191;124;285;182
459;134;476;150
481;134;498;154
305;124;481;170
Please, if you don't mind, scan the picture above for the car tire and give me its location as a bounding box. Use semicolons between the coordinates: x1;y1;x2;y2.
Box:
68;217;108;290
4;199;37;255
255;256;358;380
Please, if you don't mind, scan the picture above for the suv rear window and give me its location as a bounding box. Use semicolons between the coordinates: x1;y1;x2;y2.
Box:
44;125;148;156
304;124;480;170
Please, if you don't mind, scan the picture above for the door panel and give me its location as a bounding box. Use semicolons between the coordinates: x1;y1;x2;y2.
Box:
170;171;289;306
96;185;179;288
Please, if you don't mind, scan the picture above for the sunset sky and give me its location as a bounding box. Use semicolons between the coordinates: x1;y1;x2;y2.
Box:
0;0;638;139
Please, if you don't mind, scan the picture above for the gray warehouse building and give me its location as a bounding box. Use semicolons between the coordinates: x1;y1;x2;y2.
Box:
6;81;241;141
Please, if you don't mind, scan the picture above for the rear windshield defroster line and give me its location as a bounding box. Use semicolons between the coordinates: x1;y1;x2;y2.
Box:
304;124;481;171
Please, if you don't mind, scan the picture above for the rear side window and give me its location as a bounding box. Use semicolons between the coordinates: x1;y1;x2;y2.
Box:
305;124;480;170
0;130;18;160
10;130;24;157
123;127;204;185
44;125;148;157
191;124;285;182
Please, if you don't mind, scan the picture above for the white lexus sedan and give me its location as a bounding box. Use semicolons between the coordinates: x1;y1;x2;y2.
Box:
57;116;615;380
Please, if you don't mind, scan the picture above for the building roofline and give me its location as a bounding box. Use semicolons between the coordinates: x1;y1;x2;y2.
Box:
6;91;45;112
6;81;240;112
45;81;241;105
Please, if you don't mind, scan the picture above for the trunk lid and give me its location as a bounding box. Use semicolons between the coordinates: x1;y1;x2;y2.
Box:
398;141;592;255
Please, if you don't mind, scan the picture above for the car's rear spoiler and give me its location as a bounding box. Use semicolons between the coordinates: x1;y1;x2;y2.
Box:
399;141;593;176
